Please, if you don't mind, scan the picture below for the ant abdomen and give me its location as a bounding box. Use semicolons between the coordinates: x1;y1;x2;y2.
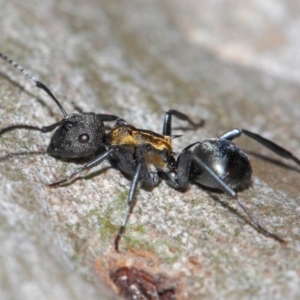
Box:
191;139;252;190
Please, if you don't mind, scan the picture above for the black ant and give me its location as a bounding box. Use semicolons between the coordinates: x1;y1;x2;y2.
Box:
1;53;299;252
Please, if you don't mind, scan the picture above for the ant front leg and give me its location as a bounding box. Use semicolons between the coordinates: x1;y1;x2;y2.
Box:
162;109;204;136
48;148;115;186
97;114;120;131
219;128;300;165
96;114;119;122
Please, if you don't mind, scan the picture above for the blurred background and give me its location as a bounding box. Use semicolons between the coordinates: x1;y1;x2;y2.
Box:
0;1;299;299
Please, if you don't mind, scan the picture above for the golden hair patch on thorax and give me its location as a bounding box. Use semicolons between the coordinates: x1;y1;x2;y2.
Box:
108;123;172;152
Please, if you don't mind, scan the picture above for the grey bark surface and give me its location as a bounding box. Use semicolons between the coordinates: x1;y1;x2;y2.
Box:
0;0;299;299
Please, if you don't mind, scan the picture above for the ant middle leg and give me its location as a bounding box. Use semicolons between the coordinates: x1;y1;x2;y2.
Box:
114;163;142;251
114;160;159;251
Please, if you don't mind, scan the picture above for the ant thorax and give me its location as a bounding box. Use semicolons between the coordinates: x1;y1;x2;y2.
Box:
107;120;176;173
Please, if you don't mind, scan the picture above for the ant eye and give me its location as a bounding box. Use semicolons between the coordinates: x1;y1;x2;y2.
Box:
78;133;90;143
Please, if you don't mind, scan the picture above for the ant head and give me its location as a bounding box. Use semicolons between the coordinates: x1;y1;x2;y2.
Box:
47;113;105;158
0;53;117;158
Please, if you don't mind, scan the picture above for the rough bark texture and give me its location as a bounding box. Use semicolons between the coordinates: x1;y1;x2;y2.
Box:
0;1;300;299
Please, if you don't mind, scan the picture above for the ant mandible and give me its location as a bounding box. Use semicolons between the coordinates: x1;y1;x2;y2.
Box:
0;53;299;251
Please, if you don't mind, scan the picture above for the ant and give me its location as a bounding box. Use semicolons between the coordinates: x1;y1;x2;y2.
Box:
0;53;202;249
0;53;299;252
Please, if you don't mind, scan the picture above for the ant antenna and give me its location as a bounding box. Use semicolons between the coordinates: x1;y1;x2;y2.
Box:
0;53;67;117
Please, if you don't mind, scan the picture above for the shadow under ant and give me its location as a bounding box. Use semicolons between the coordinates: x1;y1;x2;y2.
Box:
246;150;300;174
190;183;284;241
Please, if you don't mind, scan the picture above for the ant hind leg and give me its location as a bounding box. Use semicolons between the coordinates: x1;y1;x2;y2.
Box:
162;109;204;136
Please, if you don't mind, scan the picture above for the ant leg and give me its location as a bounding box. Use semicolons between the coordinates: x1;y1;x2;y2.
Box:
219;128;242;141
70;105;120;122
235;197;286;243
114;163;143;252
192;155;236;198
219;128;300;165
242;129;300;165
191;154;286;243
69;104;119;122
170;141;204;189
96;114;119;122
0;121;63;137
172;146;194;189
48;148;115;186
97;114;120;130
162;109;204;135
